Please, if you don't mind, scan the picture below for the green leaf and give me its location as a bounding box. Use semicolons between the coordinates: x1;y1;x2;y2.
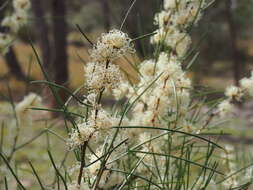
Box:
0;153;26;190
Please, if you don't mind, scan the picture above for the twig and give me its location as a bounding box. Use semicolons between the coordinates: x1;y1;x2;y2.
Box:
77;142;88;185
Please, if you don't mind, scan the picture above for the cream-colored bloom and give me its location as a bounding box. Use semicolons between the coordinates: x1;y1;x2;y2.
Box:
67;129;83;149
78;123;95;141
225;85;243;101
88;150;103;176
86;93;97;105
11;11;28;26
15;93;42;115
164;0;177;9
112;82;132;99
154;11;172;28
175;34;191;57
218;100;235;117
239;72;253;96
1;16;19;33
13;0;31;11
89;108;114;131
0;0;30;55
139;60;156;77
85;62;123;92
90;29;135;63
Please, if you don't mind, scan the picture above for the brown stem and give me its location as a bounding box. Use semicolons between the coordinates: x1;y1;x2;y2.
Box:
77;142;87;186
92;150;112;190
78;60;110;188
95;60;110;118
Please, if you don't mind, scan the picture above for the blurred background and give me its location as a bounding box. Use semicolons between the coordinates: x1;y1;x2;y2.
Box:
0;0;253;102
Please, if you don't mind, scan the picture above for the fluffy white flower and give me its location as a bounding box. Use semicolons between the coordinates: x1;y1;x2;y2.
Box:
139;60;156;77
1;16;19;32
151;30;191;56
13;0;31;11
88;150;103;177
78;123;95;142
11;11;28;27
239;73;253;96
0;13;28;53
68;162;81;176
154;11;172;28
164;0;177;9
86;93;97;105
218;100;235;117
225;85;243;101
0;0;30;55
150;28;170;45
89;108;114;131
112;82;133;99
15;93;42;115
67;130;83;149
175;34;191;57
85;62;123;92
90;29;135;63
160;58;182;81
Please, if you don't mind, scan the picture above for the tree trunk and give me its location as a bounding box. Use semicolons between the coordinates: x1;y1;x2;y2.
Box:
51;0;69;106
0;0;25;80
225;0;240;86
100;0;110;31
31;0;52;78
5;47;27;80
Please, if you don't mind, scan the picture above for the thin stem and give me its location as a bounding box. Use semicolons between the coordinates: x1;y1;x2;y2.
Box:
120;0;137;30
95;60;110;118
77;142;87;185
77;60;110;187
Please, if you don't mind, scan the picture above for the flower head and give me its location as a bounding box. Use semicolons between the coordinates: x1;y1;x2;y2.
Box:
225;85;243;101
90;29;135;63
218;100;235;117
239;72;253;96
13;0;31;11
85;62;123;93
15;93;42;116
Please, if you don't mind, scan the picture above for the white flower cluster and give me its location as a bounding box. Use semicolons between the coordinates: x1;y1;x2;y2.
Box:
89;29;135;63
220;145;239;188
151;0;206;57
85;61;123;93
70;30;134;143
0;0;30;54
218;71;253;117
217;99;235;118
67;30;136;188
85;149;124;189
240;71;253;96
75;1;209;187
67;108;117;150
104;1;207;180
15;92;42;125
85;29;135;95
67;1;253;189
128;53;191;129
